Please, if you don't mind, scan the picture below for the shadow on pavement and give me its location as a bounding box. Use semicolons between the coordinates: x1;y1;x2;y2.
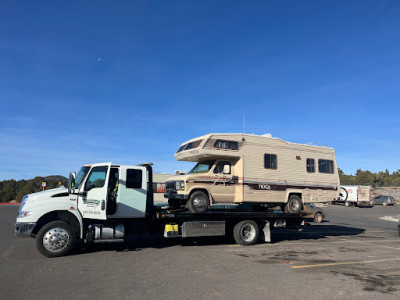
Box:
271;224;366;243
69;234;232;256
68;224;366;256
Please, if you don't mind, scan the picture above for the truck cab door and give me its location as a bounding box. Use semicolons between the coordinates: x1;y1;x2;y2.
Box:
116;165;147;218
77;163;111;220
209;161;235;203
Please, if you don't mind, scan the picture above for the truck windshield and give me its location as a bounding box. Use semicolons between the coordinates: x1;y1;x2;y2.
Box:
75;166;91;189
188;160;215;174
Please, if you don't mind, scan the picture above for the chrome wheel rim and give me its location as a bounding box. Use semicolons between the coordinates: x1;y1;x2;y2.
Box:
192;196;207;209
42;227;70;253
240;224;256;242
290;199;300;211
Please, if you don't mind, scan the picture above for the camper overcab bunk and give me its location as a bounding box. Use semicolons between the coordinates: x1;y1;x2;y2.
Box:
165;133;340;214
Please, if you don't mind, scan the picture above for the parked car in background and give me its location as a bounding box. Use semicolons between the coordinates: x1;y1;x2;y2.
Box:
302;203;325;223
373;195;396;206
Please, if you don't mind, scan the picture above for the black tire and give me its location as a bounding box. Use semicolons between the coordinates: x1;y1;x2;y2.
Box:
314;213;323;223
187;191;209;214
36;221;76;258
285;195;302;214
233;220;260;245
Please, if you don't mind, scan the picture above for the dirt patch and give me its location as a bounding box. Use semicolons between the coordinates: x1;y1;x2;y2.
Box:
331;270;400;294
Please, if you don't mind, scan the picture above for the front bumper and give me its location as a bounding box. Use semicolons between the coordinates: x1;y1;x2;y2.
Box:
164;192;189;200
15;222;36;238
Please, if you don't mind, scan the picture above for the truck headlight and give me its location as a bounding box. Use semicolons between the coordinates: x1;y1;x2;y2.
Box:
18;211;33;218
175;181;185;191
19;195;28;213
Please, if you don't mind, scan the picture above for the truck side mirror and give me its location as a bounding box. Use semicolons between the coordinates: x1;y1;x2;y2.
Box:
68;172;76;194
223;165;231;174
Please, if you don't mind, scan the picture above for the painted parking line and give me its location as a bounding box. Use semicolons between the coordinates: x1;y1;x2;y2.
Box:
292;257;400;269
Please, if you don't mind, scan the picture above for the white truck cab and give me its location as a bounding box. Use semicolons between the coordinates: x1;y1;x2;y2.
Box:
16;163;151;257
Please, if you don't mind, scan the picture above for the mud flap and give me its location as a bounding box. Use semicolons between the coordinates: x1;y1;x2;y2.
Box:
261;221;271;243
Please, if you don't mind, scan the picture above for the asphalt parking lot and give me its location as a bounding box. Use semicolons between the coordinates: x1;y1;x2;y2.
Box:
1;204;400;300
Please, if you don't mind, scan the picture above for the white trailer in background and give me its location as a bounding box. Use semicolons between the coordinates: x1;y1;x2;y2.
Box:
336;185;372;207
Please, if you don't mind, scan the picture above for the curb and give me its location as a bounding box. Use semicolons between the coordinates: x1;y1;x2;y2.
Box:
0;203;21;206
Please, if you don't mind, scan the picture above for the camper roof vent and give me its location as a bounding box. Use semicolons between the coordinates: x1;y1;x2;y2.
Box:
175;170;187;175
261;133;272;138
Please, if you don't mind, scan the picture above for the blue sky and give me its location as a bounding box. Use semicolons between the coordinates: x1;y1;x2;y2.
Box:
1;0;400;180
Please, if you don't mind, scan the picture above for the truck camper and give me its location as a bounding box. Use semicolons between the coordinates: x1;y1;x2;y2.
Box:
165;133;340;214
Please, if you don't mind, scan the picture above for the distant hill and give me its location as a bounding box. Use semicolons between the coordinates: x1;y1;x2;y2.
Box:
0;176;68;203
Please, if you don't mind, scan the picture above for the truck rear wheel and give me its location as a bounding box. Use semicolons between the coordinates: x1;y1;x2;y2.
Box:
187;191;209;214
233;220;259;245
285;195;302;214
36;221;76;258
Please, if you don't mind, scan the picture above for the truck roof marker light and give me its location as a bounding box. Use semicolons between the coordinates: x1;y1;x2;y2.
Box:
70;207;76;210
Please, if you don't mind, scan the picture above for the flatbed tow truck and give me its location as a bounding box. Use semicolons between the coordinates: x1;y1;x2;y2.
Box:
15;163;303;257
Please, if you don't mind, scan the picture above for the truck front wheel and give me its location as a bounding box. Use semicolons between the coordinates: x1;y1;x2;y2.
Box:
187;191;209;214
36;221;76;258
233;220;260;245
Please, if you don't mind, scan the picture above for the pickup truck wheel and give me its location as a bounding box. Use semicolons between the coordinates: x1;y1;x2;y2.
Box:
187;191;209;214
233;220;259;245
285;195;302;214
314;213;323;223
36;221;76;258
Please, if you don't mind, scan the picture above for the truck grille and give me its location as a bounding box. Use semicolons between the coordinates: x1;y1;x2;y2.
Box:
166;181;176;193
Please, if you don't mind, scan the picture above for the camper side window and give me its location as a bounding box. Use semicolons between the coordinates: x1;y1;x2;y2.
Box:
214;140;239;150
318;160;334;174
264;154;277;169
306;158;315;173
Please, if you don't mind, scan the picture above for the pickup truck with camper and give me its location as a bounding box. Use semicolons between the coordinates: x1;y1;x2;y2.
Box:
165;133;340;214
15;163;303;257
